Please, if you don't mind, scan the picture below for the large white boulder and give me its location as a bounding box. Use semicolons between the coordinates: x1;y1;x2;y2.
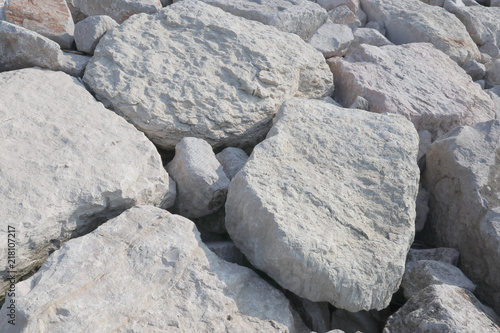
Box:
67;0;162;23
0;206;302;332
226;98;420;311
359;0;480;64
425;120;500;313
84;0;333;150
307;19;354;58
0;68;174;299
329;43;496;139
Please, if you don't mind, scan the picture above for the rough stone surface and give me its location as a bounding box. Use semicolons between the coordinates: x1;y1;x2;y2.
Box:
167;137;230;219
463;59;486;81
328;5;361;29
206;241;248;266
59;51;91;77
307;19;353;58
460;5;500;51
67;0;162;23
415;185;429;232
4;0;74;49
84;0;333;150
0;68;174;299
0;206;302;332
406;248;460;266
360;0;480;64
216;147;249;180
351;27;392;49
317;0;359;13
226;98;420;311
74;15;118;54
425;119;500;313
201;0;328;40
417;130;432;168
329;43;496;139
486;59;500;88
383;285;500;333
401;260;476;299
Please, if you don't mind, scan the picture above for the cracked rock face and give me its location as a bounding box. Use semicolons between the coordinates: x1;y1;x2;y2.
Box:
0;68;174;299
226;98;420;312
0;206;301;333
83;0;333;150
425;120;500;313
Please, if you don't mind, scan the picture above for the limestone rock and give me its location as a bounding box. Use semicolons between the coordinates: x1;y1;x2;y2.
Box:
216;147;249;180
60;51;91;77
84;0;333;150
167;137;230;219
351;27;392;49
360;0;480;64
328;5;362;29
486;59;500;88
365;20;386;35
0;206;301;332
307;19;354;58
225;98;420;311
455;5;500;52
401;260;476;299
406;248;460;266
67;0;162;23
4;0;74;49
317;0;360;13
0;68;174;299
487;86;500;118
425;119;500;313
329;43;496;139
463;59;486;81
417;130;432;168
74;15;118;54
383;285;500;333
201;0;328;40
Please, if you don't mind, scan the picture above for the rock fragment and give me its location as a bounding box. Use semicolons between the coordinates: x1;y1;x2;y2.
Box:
74;15;118;54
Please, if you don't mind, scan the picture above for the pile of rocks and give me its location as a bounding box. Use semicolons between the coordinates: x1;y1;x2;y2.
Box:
1;0;500;332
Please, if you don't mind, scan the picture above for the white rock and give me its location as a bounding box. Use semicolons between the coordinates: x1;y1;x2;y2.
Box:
84;0;333;150
459;5;500;51
406;248;460;266
415;185;429;232
356;6;368;24
216;147;249;180
201;0;328;40
383;285;500;333
307;20;354;58
364;20;386;35
226;98;420;311
328;5;362;29
486;59;500;87
351;28;392;49
329;43;496;139
487;86;500;118
68;0;162;23
74;15;118;54
462;59;486;81
0;68;174;299
167;137;230;219
425;119;500;313
349;95;370;110
59;51;91;77
360;0;480;64
317;0;359;12
421;0;445;5
401;260;476;299
0;206;302;332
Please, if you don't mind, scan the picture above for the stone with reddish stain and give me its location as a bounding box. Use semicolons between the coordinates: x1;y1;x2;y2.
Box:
4;0;74;49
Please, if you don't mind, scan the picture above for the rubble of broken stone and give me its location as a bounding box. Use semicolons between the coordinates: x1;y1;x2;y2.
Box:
1;0;500;332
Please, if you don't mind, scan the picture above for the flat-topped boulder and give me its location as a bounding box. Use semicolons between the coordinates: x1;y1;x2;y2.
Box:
83;0;333;150
0;68;174;300
226;98;420;311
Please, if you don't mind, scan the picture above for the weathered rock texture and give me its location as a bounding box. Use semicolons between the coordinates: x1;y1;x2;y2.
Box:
201;0;328;40
167;137;230;219
425;120;500;313
226;98;420;311
216;147;249;180
0;206;301;332
67;0;162;23
406;247;460;266
329;43;496;139
74;15;118;54
307;19;353;58
360;0;480;64
83;0;333;150
384;285;500;333
0;68;174;299
4;0;74;49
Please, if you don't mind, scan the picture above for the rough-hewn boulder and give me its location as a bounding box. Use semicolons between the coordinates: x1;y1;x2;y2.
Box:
216;147;249;180
329;43;496;139
0;68;174;299
360;0;480;64
74;15;118;54
307;19;353;58
226;98;420;311
0;206;302;332
83;0;333;150
66;0;162;23
425;120;500;313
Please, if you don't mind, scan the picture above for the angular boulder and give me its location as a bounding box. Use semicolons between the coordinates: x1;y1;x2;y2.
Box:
307;19;354;58
226;98;420;311
425;120;500;313
74;15;118;54
0;206;301;332
384;285;500;333
329;43;496;139
201;0;328;40
167;137;230;219
83;0;333;150
359;0;480;64
67;0;162;23
216;147;249;180
4;0;74;49
0;68;174;299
